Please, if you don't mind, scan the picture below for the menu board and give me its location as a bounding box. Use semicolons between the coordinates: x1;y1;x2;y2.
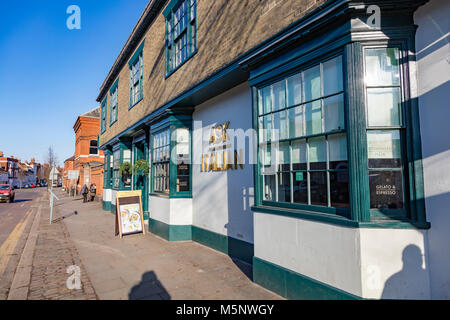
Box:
115;190;145;238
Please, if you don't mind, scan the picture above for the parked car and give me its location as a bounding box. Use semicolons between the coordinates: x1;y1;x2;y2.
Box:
0;184;15;203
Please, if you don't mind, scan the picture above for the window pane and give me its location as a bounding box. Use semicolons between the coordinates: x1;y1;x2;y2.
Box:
261;86;272;114
367;87;402;127
323;56;343;96
260;143;275;174
259;115;273;143
288;105;304;139
304;65;321;101
272;81;286;111
328;133;348;170
309;137;326;170
287;73;302;107
278;172;291;203
177;163;190;176
305;100;322;135
368;130;402;168
278;142;290;172
310;171;327;206
263;174;276;201
365;48;400;86
273;110;288;141
293;172;308;204
330;171;349;208
292;140;307;171
123;150;131;162
177;175;190;192
369;170;404;209
258;90;263;115
324;94;345;132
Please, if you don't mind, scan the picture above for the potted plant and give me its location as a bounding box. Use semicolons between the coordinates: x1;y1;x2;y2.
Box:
133;159;150;176
119;162;132;185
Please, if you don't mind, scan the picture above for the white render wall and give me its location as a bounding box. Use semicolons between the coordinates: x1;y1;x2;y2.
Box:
254;212;363;297
254;212;431;299
192;83;255;243
359;228;430;299
415;0;450;299
149;196;193;226
103;188;112;203
111;189;118;208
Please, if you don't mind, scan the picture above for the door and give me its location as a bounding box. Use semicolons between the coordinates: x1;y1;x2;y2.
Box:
133;141;149;218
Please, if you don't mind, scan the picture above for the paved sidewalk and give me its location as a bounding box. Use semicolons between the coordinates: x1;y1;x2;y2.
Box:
8;192;97;300
56;191;282;300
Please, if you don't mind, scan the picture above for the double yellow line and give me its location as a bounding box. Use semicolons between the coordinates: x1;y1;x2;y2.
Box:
0;195;43;279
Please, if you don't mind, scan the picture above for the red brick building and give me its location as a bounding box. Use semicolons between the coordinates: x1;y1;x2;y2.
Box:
0;151;19;187
64;107;104;198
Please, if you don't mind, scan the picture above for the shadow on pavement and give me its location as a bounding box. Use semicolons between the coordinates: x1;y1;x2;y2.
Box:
11;199;32;203
231;258;253;281
52;211;78;223
129;271;171;300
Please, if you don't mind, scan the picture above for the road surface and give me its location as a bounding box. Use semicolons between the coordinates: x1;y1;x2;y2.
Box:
0;188;45;299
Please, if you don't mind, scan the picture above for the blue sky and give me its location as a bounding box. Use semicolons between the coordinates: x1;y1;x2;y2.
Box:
0;0;149;165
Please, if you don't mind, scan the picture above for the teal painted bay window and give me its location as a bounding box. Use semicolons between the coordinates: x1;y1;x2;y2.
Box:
113;149;121;189
253;40;429;228
150;116;192;198
103;149;113;189
112;142;132;190
257;55;349;217
164;0;197;76
364;47;407;219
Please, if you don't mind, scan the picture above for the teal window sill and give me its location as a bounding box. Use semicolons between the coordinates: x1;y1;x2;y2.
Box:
251;205;431;230
110;119;117;127
165;50;198;79
150;192;170;199
149;192;192;199
113;186;132;192
129;97;143;110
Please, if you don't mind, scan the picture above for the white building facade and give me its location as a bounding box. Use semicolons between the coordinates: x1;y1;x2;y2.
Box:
99;0;450;299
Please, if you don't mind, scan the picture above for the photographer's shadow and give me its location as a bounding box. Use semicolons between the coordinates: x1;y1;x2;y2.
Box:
128;271;171;300
381;244;429;300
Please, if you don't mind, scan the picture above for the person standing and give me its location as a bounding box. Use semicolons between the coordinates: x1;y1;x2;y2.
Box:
81;184;88;203
90;183;97;202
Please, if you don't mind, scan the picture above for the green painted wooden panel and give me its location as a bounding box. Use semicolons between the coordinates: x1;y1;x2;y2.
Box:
253;257;360;300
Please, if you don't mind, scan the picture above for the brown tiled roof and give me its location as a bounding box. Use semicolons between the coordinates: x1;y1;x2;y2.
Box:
81;106;101;119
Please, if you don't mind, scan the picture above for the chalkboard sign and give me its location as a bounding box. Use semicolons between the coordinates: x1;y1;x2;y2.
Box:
115;190;145;238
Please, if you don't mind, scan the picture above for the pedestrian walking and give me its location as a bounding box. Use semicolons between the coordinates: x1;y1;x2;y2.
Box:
81;184;88;203
89;183;97;202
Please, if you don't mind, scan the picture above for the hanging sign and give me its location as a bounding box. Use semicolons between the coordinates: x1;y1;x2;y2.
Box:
115;190;145;238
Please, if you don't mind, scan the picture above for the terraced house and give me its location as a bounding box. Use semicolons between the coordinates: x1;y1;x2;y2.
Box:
97;0;450;299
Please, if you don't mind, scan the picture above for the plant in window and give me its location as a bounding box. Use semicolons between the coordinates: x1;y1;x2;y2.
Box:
119;162;132;185
133;159;149;176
